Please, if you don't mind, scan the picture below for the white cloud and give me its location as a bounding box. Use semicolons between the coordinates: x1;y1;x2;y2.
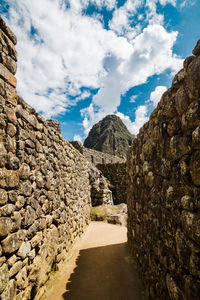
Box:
75;91;91;101
116;106;148;135
158;0;176;6
73;134;83;142
130;95;138;103
81;23;182;135
3;0;184;138
109;0;143;38
180;0;195;8
150;85;167;106
5;0;131;117
119;24;183;90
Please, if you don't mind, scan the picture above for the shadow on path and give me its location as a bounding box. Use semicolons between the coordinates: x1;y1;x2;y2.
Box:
62;242;146;300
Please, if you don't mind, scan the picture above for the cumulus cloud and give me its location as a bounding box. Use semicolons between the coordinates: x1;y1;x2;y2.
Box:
2;0;185;137
150;85;167;106
116;106;148;135
82;23;183;135
130;95;138;103
5;0;131;117
73;134;83;142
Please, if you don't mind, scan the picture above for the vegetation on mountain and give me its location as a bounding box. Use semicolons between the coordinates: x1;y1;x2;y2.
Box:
84;115;133;158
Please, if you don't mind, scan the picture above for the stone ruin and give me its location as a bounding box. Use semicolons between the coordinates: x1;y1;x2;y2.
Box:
127;40;200;299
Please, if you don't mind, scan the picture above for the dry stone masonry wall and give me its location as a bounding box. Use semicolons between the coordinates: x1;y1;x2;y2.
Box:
71;141;127;205
97;163;127;204
127;40;200;300
0;17;91;300
70;140;125;165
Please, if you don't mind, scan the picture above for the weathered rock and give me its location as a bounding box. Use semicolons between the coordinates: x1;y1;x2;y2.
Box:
0;217;13;237
19;163;30;179
166;274;184;300
0;189;8;205
22;206;36;228
192;40;200;56
7;123;16;137
11;211;21;232
7;255;17;267
190;151;200;186
16;266;28;289
9;261;22;277
0;279;16;300
1;230;25;254
0;204;15;216
0;264;9;293
0;170;19;188
6;155;19;170
17;241;31;259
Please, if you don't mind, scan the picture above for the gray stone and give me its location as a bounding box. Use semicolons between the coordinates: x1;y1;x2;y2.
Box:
0;264;9;293
0;189;8;205
7;255;17;267
11;211;21;231
9;260;22;277
19;163;30;179
192;40;200;56
6;155;19;170
19;181;32;196
7;123;17;137
16;195;25;210
166;274;183;300
0;279;16;300
0;217;13;237
0;203;15;216
16;266;28;289
17;241;31;259
1;230;25;254
8;191;17;203
22;205;36;228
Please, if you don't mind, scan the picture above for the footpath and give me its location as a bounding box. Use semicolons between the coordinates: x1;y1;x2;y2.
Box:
41;222;146;300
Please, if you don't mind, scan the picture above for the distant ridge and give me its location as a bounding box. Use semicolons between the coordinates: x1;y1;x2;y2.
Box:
84;115;133;158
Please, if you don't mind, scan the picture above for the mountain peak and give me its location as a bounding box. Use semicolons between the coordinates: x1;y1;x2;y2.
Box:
84;115;133;158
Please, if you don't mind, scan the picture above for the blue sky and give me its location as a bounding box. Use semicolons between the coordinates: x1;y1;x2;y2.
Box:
1;0;199;141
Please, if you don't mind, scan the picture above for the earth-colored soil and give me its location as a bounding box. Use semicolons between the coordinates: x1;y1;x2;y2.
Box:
41;222;146;300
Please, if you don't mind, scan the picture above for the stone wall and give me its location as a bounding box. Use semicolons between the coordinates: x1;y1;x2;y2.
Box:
97;163;127;205
0;17;91;300
127;41;200;300
71;141;126;205
70;140;125;165
87;162;113;206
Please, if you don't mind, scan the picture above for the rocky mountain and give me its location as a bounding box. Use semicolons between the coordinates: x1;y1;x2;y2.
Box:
83;115;133;158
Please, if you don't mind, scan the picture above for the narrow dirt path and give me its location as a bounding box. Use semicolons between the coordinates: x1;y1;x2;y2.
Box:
42;222;146;300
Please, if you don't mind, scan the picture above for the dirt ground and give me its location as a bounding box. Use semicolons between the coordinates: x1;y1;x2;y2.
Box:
41;222;146;300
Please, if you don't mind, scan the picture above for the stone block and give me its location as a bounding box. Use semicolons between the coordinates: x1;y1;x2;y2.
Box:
0;63;16;87
17;241;31;259
190;151;200;186
16;266;28;289
181;210;200;245
0;204;14;216
1;230;25;254
0;217;13;237
192;40;200;56
9;261;22;277
0;279;16;300
0;169;19;188
0;189;8;205
0;264;9;293
166;274;183;300
22;205;36;228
